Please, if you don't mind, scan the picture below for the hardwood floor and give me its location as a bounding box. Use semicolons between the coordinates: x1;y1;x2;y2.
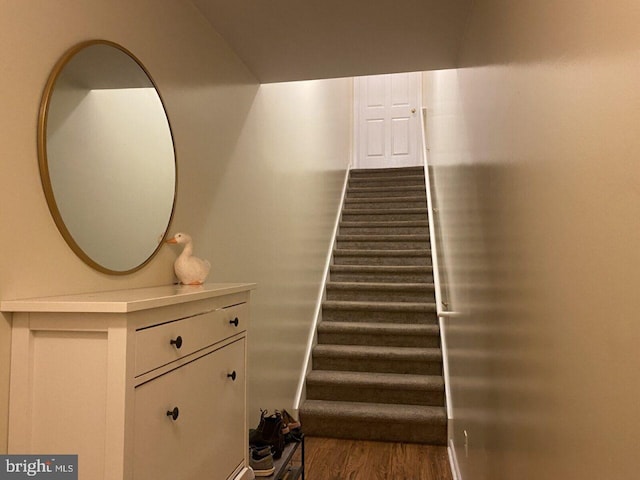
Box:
301;437;453;480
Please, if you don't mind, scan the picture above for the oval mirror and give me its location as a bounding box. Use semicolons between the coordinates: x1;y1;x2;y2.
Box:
38;40;177;274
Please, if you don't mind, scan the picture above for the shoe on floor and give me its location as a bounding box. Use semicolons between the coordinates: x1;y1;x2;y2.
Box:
250;410;285;459
250;451;275;477
250;445;272;460
281;409;301;431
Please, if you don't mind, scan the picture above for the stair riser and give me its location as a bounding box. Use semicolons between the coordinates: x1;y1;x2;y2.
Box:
322;308;438;324
339;225;429;235
333;255;431;266
347;189;426;199
349;178;425;188
343;200;427;210
330;271;434;283
298;415;447;445
306;383;445;407
313;356;442;375
325;288;434;303
342;212;427;222
336;240;429;250
317;331;440;348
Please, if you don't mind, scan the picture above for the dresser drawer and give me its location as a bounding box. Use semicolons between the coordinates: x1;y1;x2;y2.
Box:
133;338;246;480
135;303;247;376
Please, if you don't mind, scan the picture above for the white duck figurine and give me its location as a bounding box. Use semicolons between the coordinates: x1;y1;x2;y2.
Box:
165;233;211;285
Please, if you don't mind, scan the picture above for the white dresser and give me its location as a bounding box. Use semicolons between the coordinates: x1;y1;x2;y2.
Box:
1;283;255;480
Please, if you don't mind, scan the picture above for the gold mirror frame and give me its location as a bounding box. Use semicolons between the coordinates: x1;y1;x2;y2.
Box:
37;39;177;275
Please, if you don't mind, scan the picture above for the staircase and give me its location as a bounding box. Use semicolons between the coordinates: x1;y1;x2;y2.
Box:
299;166;447;445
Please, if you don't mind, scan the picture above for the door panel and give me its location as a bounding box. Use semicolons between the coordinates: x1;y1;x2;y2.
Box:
392;118;410;155
367;76;385;107
366;119;385;157
391;74;410;106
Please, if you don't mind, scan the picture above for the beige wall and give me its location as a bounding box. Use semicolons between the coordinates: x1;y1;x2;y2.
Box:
424;1;640;479
192;79;352;422
0;0;351;451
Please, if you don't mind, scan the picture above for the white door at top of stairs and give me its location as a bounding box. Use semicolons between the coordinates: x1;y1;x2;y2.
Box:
354;72;422;169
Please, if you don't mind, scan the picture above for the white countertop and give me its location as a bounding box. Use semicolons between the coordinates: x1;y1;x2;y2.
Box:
0;283;256;313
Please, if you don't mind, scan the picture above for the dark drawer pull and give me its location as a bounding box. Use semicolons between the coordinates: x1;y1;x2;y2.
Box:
166;407;179;421
229;317;239;327
227;371;237;381
170;336;183;349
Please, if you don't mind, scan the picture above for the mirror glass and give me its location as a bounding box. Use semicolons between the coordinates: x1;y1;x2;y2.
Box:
39;40;176;274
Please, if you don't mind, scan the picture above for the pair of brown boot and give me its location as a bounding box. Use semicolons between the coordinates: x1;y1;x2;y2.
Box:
280;409;301;435
249;410;286;459
249;409;302;459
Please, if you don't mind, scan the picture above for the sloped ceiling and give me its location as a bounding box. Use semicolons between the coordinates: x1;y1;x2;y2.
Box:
190;0;474;83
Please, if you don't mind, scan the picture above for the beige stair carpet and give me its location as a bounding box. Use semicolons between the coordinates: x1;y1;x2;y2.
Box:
300;166;447;445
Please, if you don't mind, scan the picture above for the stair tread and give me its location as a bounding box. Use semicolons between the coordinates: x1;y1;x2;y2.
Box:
344;196;426;204
301;399;446;423
318;320;439;335
347;185;426;193
306;370;444;390
314;344;442;359
340;220;428;227
350;174;425;181
343;207;428;214
336;234;429;241
350;170;424;176
330;265;433;272
334;248;430;257
323;300;437;311
350;166;424;174
326;281;435;290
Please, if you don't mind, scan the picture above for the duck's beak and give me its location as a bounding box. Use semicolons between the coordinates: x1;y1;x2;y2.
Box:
166;237;178;244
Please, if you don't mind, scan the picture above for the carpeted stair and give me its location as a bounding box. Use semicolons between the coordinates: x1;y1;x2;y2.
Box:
299;166;447;445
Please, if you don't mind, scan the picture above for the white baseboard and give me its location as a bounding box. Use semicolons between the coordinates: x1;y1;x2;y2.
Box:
448;438;462;480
